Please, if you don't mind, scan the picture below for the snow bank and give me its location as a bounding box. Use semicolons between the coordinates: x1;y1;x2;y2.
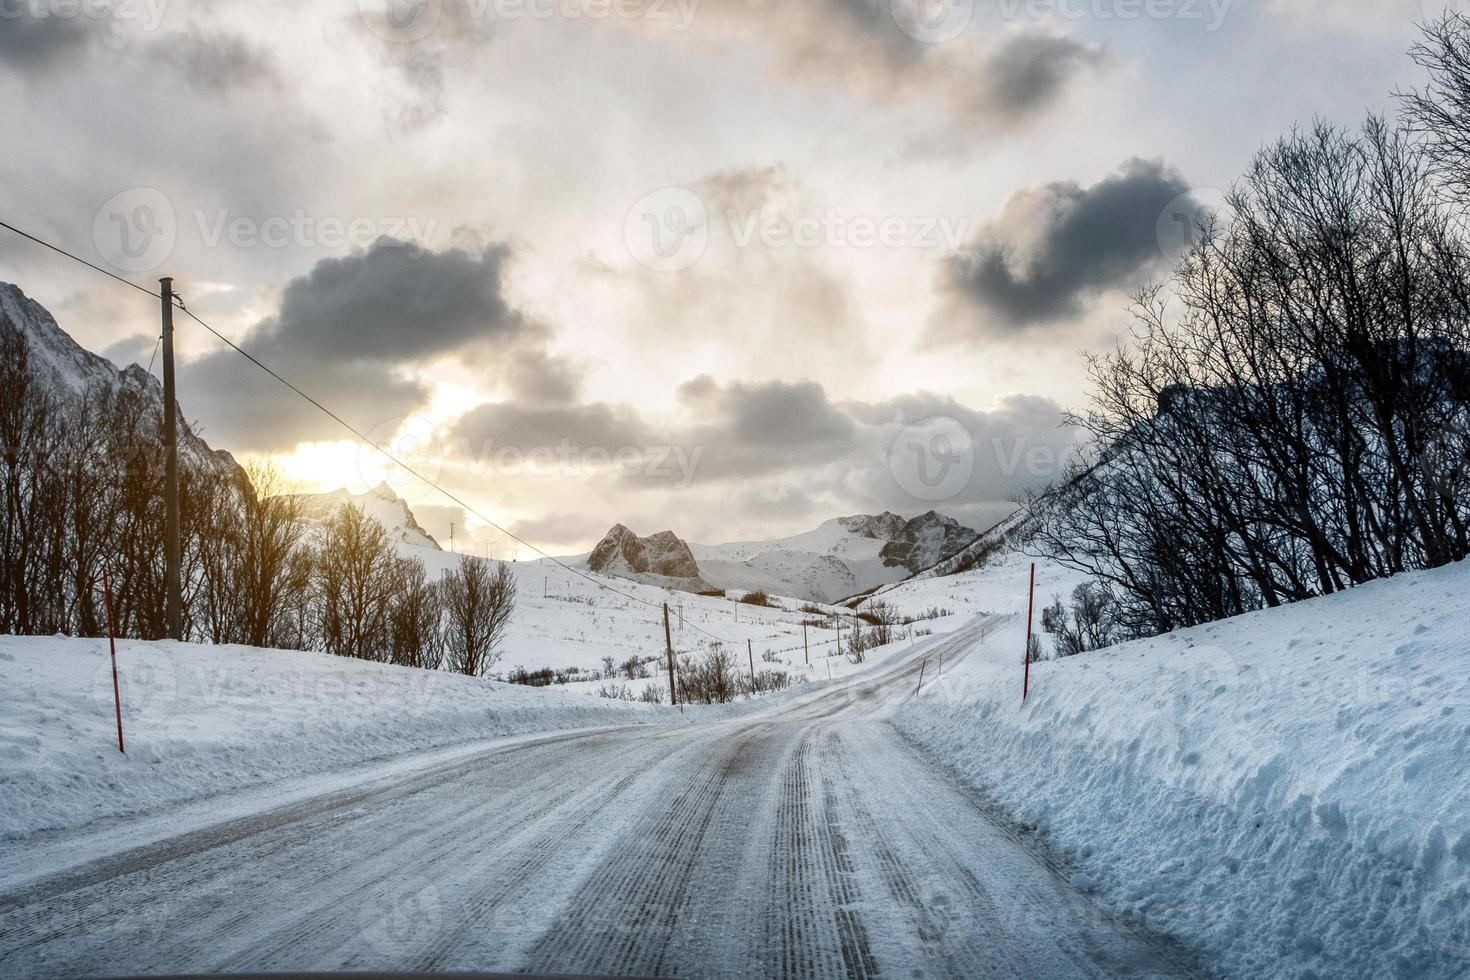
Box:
890;554;1470;979
0;635;665;841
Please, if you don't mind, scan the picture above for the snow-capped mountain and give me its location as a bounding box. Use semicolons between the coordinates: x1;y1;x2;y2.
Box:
0;281;243;480
290;482;442;550
577;511;978;603
585;524;713;592
691;511;977;603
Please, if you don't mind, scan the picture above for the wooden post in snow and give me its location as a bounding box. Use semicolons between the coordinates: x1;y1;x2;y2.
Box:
663;603;678;709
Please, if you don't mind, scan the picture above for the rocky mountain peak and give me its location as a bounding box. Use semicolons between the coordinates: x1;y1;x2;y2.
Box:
587;524;710;590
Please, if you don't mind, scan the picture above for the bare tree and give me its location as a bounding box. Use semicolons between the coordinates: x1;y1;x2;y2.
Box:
313;504;399;660
388;557;443;669
237;463;309;648
441;556;517;677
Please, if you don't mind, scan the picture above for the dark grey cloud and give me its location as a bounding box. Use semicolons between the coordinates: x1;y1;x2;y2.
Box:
180;238;525;450
981;33;1108;118
150;29;280;92
0;10;93;70
617;2;1104;128
504;348;583;405
101;332;155;371
938;158;1192;336
451;402;649;453
674;376;859;479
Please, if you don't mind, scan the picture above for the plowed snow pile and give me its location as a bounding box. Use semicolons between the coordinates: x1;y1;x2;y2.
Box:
0;637;663;840
891;554;1470;979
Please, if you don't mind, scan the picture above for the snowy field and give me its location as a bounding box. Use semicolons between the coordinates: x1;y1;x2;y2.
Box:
0;567;923;847
886;550;1470;980
0;635;666;844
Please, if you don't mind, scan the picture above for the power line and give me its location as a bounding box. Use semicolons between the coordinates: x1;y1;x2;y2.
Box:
0;217;734;645
0;219;162;302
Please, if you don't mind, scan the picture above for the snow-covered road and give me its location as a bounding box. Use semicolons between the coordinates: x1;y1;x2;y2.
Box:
0;624;1202;979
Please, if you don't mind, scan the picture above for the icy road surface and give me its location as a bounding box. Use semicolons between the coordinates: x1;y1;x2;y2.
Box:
1;623;1202;979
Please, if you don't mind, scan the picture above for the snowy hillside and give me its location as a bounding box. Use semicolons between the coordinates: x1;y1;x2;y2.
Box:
690;511;977;603
878;549;1470;980
0;633;665;845
291;482;442;550
0;281;241;480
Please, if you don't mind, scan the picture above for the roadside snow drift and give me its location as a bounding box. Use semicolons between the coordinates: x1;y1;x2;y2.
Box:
0;637;665;841
889;554;1470;980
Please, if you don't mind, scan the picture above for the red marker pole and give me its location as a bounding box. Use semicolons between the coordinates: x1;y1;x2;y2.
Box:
1023;562;1036;703
102;568;124;753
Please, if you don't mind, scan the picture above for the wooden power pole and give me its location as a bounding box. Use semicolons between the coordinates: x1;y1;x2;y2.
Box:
160;277;182;641
663;603;678;707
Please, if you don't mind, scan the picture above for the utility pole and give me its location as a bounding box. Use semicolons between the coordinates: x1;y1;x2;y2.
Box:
160;277;182;641
663;603;678;708
1023;561;1036;702
748;638;758;695
449;522;455;553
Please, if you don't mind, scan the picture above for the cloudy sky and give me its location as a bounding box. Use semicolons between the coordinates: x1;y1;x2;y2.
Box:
0;0;1443;554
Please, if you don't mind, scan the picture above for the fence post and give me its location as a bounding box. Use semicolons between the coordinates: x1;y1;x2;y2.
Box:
102;568;124;753
1023;561;1036;702
915;659;927;698
748;638;757;694
803;623;809;665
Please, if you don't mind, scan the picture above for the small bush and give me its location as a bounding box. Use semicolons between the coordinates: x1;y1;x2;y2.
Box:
739;590;774;607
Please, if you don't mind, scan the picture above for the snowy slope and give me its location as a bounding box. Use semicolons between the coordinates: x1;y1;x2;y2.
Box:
291;482;443;550
879;550;1470;980
0;633;666;842
690;511;976;603
0;281;242;481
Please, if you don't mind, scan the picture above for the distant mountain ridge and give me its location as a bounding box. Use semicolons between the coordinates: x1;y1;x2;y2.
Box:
290;482;442;551
1;282;442;553
580;511;976;603
0;281;243;482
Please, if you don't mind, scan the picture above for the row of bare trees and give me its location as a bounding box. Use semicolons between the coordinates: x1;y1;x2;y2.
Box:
1032;18;1470;637
0;320;515;673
